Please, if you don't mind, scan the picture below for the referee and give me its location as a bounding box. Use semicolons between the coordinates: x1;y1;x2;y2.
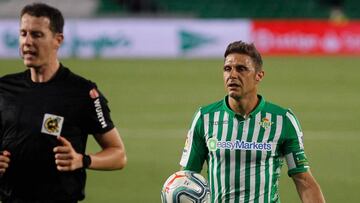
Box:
179;41;325;203
0;3;127;203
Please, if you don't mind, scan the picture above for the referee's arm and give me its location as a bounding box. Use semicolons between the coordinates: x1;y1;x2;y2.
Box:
54;128;127;171
89;127;127;170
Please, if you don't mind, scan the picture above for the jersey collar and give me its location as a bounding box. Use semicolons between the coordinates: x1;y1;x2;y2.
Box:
223;95;266;120
26;63;66;85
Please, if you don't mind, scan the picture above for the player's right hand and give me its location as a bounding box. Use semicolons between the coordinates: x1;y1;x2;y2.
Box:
0;150;11;175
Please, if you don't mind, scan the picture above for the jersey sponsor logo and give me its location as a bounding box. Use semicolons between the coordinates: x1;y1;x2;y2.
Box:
94;98;107;128
207;137;218;151
207;137;272;152
89;88;99;99
259;117;273;129
41;113;64;136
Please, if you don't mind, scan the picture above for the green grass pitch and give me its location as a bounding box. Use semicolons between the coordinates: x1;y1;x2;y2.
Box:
1;56;359;202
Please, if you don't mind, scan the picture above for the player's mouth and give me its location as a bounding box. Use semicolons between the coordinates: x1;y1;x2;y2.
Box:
227;83;240;88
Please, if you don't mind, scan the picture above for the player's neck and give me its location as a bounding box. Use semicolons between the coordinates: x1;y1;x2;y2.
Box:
30;60;60;83
228;94;259;118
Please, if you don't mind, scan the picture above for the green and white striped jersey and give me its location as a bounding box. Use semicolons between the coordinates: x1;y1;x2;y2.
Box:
180;95;309;203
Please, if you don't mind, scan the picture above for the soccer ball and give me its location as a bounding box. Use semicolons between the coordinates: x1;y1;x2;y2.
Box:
161;170;210;203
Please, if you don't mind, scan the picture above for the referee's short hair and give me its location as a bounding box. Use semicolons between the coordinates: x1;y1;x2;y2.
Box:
20;3;64;34
224;41;263;71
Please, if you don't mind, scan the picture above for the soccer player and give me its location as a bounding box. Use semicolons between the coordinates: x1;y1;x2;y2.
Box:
180;41;325;203
0;3;127;203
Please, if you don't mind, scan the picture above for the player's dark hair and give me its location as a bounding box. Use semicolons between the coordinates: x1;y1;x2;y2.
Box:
224;41;263;71
20;3;64;34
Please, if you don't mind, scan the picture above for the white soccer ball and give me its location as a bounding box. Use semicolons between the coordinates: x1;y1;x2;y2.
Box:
161;170;210;203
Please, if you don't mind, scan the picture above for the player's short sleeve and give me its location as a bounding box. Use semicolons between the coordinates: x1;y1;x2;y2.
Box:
179;109;208;173
282;110;310;176
84;84;114;135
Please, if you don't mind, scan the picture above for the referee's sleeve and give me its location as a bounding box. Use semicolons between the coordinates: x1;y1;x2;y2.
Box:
180;109;207;173
85;85;114;135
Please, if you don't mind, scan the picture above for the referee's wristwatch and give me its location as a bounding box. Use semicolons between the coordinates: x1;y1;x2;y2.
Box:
82;154;92;169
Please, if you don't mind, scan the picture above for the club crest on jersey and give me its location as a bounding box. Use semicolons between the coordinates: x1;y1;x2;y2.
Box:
259;117;273;129
41;113;64;136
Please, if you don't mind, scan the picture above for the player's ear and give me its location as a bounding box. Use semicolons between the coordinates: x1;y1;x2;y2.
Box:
255;70;264;82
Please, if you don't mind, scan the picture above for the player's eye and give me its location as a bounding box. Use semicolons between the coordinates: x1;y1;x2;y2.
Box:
223;66;231;72
235;65;249;72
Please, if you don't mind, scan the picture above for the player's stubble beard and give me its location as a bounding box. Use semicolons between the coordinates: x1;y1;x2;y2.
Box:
226;82;244;101
228;91;242;101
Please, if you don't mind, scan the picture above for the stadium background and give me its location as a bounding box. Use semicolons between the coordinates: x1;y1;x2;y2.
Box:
0;0;359;202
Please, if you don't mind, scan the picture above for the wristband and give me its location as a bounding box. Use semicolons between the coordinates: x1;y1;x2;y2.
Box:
82;154;92;169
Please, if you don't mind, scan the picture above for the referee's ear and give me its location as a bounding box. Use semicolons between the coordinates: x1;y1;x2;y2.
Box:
53;32;64;50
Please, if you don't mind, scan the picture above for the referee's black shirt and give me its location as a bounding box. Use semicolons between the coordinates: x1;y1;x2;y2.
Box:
0;64;114;201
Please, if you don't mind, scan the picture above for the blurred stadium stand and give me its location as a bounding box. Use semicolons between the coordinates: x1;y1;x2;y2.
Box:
0;0;358;19
97;0;358;19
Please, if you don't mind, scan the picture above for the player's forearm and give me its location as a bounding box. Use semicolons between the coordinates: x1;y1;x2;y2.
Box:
294;173;325;203
88;147;127;170
298;184;325;203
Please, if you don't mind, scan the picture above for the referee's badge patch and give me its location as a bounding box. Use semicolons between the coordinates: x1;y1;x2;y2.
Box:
41;113;64;136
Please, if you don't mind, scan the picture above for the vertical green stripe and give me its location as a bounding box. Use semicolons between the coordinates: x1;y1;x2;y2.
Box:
263;114;277;203
234;118;244;203
224;114;234;203
244;117;256;203
216;111;225;202
254;112;267;203
207;112;216;203
265;115;281;203
264;158;270;203
254;151;262;203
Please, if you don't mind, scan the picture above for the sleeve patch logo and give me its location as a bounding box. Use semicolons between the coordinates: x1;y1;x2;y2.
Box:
41;113;64;136
89;88;99;99
295;151;309;166
94;98;108;128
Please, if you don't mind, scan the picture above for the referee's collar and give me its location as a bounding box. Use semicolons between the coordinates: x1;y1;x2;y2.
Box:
223;95;266;119
26;63;66;85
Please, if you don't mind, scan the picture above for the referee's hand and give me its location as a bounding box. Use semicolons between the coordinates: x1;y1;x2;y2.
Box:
53;136;83;171
0;150;10;175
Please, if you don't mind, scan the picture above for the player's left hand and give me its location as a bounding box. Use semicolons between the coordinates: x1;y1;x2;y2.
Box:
53;136;83;171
